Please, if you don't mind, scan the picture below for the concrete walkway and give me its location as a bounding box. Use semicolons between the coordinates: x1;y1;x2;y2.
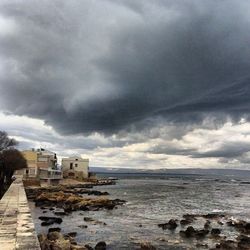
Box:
0;175;40;250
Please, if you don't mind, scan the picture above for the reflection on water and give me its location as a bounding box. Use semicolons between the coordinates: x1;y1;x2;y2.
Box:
30;174;250;249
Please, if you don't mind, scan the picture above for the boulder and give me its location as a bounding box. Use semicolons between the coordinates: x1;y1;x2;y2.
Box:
158;219;178;230
211;228;221;235
94;241;106;250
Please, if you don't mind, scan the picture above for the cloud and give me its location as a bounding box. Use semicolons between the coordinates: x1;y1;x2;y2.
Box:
0;0;250;136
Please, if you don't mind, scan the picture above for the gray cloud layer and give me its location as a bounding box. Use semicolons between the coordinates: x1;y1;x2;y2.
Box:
0;0;250;137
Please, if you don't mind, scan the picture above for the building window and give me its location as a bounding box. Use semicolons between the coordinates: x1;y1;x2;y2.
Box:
70;163;73;169
75;159;78;161
75;163;78;167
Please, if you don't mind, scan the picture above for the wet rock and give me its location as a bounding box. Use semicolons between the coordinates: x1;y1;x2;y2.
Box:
204;220;211;229
48;227;62;233
180;226;209;238
227;219;250;234
84;217;106;225
84;244;94;250
67;232;77;237
54;210;68;216
180;219;193;226
78;225;88;229
140;242;156;250
237;235;250;249
180;226;196;238
39;216;63;226
196;243;208;248
214;240;237;249
71;245;88;250
94;241;106;250
217;221;223;225
182;214;197;220
211;228;221;235
195;229;210;238
202;213;225;220
158;219;178;230
84;217;95;222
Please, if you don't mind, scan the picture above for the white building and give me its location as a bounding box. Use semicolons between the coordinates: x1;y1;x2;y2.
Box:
62;156;89;180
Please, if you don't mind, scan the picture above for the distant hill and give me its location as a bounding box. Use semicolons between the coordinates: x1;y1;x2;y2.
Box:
89;167;250;177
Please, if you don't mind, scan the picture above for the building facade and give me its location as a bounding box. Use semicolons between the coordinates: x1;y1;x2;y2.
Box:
22;148;61;183
62;156;89;180
22;150;38;177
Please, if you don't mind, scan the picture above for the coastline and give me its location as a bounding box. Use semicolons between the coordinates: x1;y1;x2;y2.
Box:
26;175;250;250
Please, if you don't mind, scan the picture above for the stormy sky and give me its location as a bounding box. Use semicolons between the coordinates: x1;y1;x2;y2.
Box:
1;0;250;169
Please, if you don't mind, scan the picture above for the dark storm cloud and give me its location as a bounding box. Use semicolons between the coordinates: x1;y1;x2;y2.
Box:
191;142;250;159
0;0;250;135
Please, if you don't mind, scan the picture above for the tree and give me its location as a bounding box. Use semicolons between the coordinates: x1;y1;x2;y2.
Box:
0;149;27;185
0;131;17;151
0;131;27;197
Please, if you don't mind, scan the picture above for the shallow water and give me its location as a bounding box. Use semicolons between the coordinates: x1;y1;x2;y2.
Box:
30;174;250;249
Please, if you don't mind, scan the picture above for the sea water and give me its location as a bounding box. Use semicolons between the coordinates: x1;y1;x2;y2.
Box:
30;173;250;249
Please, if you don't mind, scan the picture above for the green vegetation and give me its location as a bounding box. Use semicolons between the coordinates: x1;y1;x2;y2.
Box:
0;131;27;198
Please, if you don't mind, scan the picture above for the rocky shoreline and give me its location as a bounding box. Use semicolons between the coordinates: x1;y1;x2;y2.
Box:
26;180;125;250
26;180;250;250
158;213;250;249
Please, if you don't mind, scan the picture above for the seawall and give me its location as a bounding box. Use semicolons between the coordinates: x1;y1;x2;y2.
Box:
0;174;41;250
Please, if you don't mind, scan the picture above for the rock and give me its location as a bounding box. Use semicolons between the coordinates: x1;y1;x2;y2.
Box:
38;233;51;250
51;238;71;250
180;219;192;226
182;214;197;220
78;225;88;229
71;245;88;250
67;232;77;237
202;213;225;220
211;228;221;235
215;240;237;249
195;229;209;238
217;221;223;225
84;245;94;250
40;216;63;226
54;210;68;216
204;220;211;229
140;242;156;250
83;217;105;225
227;219;250;234
48;227;62;233
180;226;209;238
237;235;250;249
196;243;208;248
94;241;106;250
47;231;64;241
158;219;178;230
84;217;95;222
39;216;63;224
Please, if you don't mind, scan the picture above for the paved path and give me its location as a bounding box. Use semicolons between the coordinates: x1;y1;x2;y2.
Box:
0;175;40;250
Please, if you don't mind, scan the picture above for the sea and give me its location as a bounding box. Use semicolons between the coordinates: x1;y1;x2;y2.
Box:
30;171;250;249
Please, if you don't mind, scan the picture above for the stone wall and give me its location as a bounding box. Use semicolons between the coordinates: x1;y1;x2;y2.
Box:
0;174;41;250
